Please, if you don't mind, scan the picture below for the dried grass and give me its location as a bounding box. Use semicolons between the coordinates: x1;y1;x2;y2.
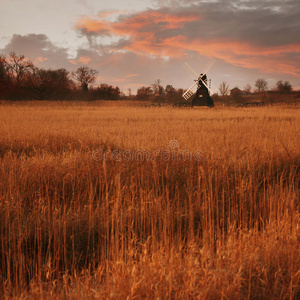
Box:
0;102;299;299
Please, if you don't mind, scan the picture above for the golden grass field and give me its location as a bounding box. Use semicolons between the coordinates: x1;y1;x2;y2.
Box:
0;101;299;299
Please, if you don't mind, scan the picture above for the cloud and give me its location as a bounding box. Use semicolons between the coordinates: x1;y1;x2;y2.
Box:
69;56;92;65
36;57;48;63
75;0;300;77
0;33;163;91
1;34;72;70
76;9;199;54
163;36;300;76
1;1;299;93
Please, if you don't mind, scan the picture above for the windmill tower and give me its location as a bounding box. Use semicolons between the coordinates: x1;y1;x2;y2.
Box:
183;58;216;107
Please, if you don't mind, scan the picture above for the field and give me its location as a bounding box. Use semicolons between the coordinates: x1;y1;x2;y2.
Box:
0;101;299;299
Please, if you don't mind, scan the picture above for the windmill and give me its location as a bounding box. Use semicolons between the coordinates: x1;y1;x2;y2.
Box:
183;58;216;107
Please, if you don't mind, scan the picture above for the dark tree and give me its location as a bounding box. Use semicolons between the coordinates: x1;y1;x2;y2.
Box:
152;79;164;101
92;84;120;100
136;86;153;100
255;78;268;92
275;80;292;93
2;52;34;99
29;68;73;100
165;85;185;103
72;66;98;91
0;54;11;99
0;54;8;80
7;52;34;87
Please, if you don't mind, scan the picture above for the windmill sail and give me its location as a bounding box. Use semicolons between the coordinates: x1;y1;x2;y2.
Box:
184;62;198;79
201;57;216;75
183;81;197;100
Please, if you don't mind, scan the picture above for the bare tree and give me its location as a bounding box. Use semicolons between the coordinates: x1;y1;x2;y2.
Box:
244;83;251;94
72;66;98;91
152;79;164;102
128;88;132;98
219;81;229;96
7;52;34;87
152;79;164;95
255;78;268;92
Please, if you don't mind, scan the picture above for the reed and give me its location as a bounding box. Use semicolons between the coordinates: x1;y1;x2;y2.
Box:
0;101;299;298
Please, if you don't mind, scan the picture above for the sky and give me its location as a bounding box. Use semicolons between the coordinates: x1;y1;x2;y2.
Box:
1;0;299;94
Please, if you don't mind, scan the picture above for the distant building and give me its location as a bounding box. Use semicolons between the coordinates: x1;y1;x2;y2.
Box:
230;87;243;96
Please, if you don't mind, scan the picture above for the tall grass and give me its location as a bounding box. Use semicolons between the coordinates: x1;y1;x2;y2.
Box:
0;101;299;298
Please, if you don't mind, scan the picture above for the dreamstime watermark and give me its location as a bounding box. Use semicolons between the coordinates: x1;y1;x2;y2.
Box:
92;140;206;162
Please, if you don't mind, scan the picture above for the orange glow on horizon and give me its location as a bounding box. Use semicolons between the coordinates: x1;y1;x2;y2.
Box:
126;74;139;77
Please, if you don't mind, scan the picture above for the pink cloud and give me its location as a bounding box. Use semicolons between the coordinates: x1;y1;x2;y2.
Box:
78;56;91;64
68;56;91;65
76;10;198;38
163;36;300;76
75;8;300;78
37;56;48;63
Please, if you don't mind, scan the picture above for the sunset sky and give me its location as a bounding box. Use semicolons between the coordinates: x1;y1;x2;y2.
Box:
1;0;299;93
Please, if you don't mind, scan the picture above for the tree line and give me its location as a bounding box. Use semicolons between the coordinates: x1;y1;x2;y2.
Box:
218;78;293;96
0;52;186;102
0;52;297;103
0;52;121;100
135;79;184;103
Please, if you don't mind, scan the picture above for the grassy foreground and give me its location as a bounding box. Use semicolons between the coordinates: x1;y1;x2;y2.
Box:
0;101;299;299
